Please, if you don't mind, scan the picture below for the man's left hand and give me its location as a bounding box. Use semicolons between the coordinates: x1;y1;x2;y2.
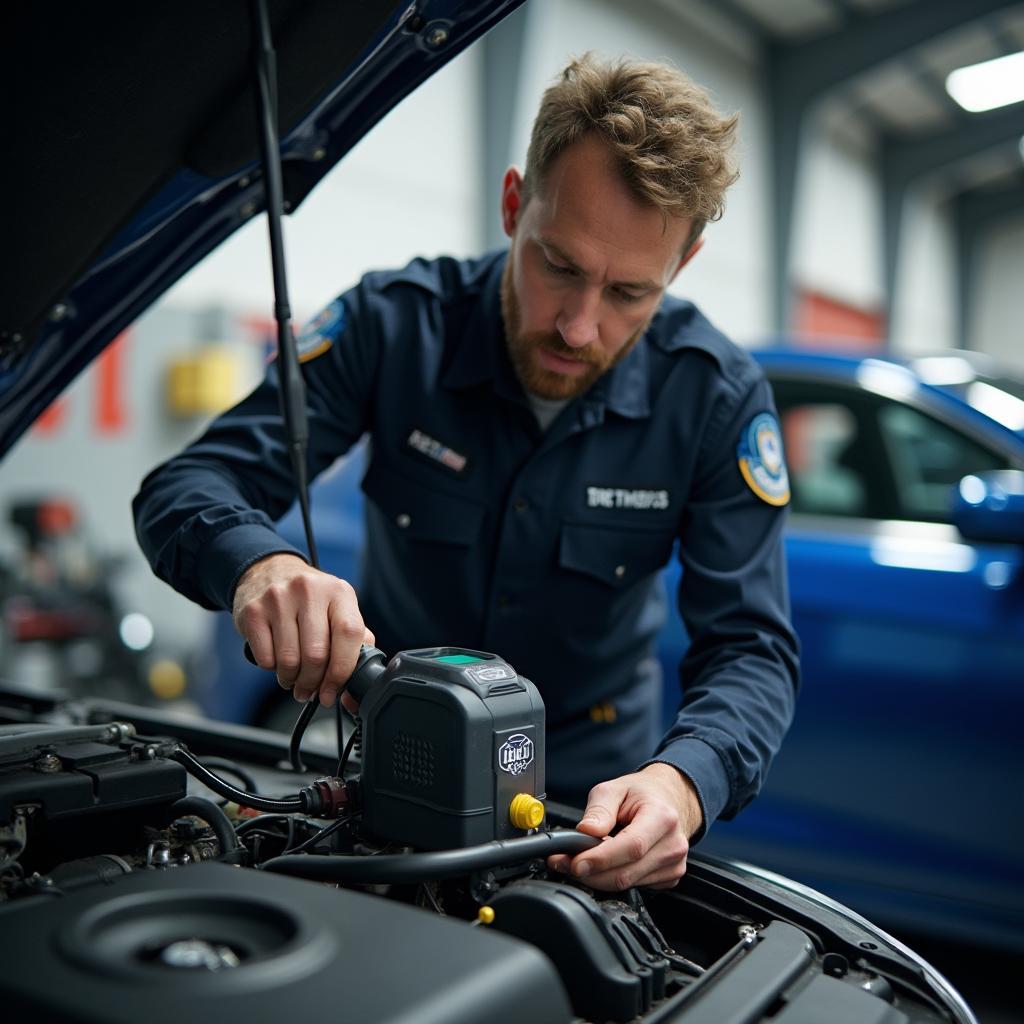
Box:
547;763;703;890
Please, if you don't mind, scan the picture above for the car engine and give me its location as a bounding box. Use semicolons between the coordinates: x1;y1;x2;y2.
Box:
0;653;975;1024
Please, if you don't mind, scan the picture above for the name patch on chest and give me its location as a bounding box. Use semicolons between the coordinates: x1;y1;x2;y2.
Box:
406;429;468;474
587;486;670;511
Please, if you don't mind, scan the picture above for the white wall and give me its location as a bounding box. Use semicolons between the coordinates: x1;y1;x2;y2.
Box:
972;214;1024;372
791;116;885;313
889;184;958;355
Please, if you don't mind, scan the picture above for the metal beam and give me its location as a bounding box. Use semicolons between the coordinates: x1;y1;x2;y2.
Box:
767;0;1018;333
953;175;1024;348
480;3;530;252
881;100;1024;338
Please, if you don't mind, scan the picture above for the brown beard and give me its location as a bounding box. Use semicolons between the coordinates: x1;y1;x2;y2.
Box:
500;257;650;401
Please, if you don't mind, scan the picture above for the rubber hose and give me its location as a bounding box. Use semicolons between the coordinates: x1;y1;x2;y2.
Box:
169;749;304;814
260;830;601;883
171;795;240;855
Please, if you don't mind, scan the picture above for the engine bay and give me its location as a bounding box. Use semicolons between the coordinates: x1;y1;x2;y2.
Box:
0;672;975;1024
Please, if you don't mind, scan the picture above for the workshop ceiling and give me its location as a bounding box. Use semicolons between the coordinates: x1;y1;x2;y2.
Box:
713;0;1024;188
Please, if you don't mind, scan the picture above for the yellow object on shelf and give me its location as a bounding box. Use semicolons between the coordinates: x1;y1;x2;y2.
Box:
165;347;242;416
509;792;545;830
148;659;187;700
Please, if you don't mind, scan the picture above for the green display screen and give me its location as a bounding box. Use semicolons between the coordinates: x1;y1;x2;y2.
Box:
433;653;484;665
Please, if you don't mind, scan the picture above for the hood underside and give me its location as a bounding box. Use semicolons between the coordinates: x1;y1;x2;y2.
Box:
0;0;524;456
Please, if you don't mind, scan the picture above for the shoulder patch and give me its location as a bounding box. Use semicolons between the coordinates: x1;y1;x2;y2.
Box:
737;412;790;506
296;299;346;363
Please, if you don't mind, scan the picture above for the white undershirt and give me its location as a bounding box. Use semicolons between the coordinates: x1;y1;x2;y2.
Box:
526;393;570;431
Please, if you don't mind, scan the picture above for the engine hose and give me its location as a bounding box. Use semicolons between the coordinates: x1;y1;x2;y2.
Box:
169;748;305;814
170;796;240;855
0;722;135;758
260;830;602;883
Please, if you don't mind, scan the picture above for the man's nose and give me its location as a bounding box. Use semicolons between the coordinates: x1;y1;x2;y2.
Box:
556;288;600;349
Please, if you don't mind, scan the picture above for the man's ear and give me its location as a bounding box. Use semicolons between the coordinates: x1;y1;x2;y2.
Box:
501;167;525;237
670;235;704;282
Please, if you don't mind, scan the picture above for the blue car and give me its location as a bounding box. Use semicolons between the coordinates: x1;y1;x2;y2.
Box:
202;346;1024;951
688;350;1024;954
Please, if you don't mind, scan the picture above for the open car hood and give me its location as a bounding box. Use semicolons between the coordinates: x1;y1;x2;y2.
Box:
0;0;524;457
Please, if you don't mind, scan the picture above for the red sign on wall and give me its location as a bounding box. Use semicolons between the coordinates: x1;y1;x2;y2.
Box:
32;330;132;437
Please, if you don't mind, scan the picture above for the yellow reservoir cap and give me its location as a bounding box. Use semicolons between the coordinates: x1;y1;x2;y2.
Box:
509;793;545;830
478;906;496;925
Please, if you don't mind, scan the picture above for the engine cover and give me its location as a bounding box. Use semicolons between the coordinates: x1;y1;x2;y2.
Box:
0;862;572;1024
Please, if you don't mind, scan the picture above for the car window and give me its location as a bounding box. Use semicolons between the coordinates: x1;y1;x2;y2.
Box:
772;380;900;520
770;375;1011;525
878;403;1008;522
778;403;867;516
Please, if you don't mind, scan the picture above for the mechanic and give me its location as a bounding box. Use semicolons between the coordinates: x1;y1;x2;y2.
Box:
134;54;799;892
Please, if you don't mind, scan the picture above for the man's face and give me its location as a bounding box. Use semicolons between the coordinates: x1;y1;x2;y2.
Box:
501;134;701;400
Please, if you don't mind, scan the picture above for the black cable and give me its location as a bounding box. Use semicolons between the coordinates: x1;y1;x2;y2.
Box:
334;700;343;762
193;757;258;796
170;796;240;856
235;813;294;837
420;883;445;915
288;697;318;773
335;719;360;779
261;830;601;883
282;814;353;855
170;748;305;814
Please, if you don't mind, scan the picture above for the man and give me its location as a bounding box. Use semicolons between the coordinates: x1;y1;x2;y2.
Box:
134;55;798;891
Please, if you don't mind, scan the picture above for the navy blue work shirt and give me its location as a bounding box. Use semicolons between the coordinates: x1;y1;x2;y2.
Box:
134;251;799;833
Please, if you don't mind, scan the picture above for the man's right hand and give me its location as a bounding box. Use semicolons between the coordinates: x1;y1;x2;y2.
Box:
231;553;374;708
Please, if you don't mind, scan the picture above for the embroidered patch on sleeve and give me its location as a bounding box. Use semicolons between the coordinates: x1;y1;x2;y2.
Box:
737;412;790;506
296;298;346;363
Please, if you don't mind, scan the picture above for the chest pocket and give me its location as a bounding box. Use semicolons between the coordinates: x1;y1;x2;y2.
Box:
362;460;484;546
559;521;676;587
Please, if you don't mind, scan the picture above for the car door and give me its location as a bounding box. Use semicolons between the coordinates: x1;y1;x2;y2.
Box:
702;369;1024;950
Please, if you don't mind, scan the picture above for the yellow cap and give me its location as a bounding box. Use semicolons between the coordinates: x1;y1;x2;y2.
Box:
509;793;545;830
477;906;495;925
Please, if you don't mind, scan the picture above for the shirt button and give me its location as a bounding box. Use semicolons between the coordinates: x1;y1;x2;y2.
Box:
513;497;529;513
396;513;412;529
614;564;626;578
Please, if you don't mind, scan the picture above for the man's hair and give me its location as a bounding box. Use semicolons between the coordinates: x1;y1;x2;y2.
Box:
523;54;739;251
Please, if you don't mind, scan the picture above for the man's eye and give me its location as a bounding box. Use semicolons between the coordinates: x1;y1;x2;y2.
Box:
614;288;644;304
543;256;574;276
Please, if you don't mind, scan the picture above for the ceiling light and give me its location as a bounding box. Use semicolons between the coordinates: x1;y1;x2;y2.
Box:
946;51;1024;112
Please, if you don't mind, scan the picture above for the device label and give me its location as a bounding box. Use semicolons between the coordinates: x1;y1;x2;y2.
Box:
468;664;514;684
497;733;534;776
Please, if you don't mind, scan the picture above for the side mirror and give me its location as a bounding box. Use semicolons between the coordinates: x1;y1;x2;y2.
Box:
951;470;1024;545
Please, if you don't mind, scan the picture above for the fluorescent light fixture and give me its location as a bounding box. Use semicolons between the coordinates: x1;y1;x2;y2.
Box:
946;51;1024;113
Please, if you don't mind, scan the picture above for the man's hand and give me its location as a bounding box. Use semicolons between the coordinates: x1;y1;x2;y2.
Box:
547;762;703;890
231;553;374;707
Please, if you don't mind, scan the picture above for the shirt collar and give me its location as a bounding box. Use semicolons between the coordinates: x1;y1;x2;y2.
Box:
442;249;652;421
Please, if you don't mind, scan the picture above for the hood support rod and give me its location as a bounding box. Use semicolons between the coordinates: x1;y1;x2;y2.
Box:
250;0;319;572
250;0;322;766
